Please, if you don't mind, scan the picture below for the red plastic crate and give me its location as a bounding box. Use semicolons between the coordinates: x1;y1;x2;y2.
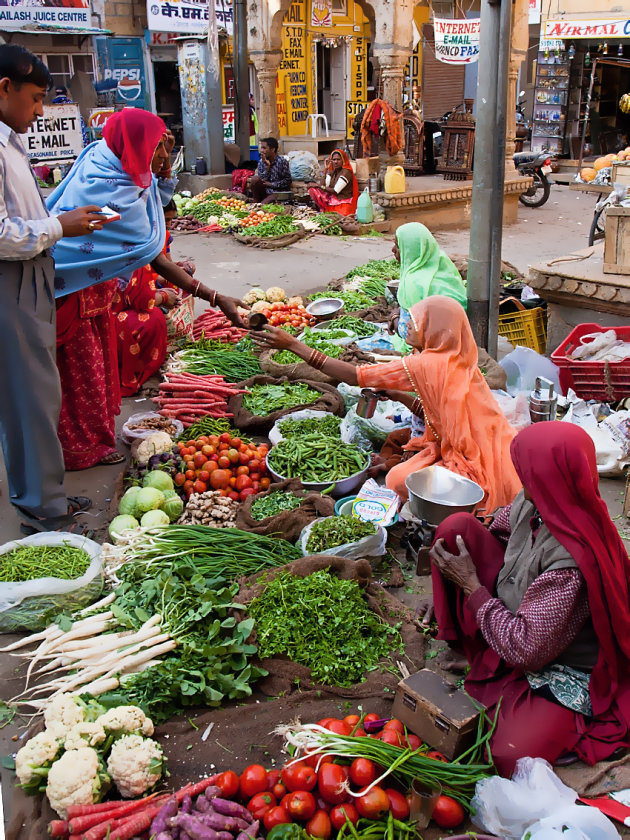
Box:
551;323;630;401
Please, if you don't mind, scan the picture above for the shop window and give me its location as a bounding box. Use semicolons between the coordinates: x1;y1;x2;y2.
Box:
332;0;347;15
35;52;96;90
72;54;96;81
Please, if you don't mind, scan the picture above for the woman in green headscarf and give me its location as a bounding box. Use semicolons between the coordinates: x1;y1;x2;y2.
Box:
392;222;466;351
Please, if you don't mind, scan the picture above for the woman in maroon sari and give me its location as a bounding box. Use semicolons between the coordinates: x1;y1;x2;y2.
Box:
425;422;630;776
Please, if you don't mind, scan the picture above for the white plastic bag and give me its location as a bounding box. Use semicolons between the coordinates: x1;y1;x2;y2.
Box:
268;409;338;446
523;805;619;840
499;346;561;396
0;532;103;633
341;403;403;450
471;758;577;839
492;390;532;431
122;412;183;445
298;517;388;559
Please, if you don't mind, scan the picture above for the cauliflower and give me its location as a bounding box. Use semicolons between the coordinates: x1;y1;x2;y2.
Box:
97;706;154;737
266;286;287;302
243;288;266;306
44;694;105;736
106;734;165;799
46;747;111;818
15;730;64;794
287;296;304;307
64;721;107;751
250;300;269;314
136;432;173;464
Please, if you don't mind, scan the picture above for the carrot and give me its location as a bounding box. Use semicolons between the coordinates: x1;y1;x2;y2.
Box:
68;795;162;834
66;800;142;819
176;775;221;800
48;819;69;837
105;802;170;840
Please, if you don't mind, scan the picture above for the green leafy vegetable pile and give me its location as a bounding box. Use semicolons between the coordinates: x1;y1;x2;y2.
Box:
311;289;373;312
243;382;321;415
315;214;344;236
248;569;402;686
243;215;300;238
174;338;262;380
277;413;342;439
326;316;378;338
267;434;368;483
250;491;303;521
306;514;376;553
346;258;400;281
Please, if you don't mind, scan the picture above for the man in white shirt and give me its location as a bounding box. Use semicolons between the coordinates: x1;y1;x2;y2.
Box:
0;44;105;534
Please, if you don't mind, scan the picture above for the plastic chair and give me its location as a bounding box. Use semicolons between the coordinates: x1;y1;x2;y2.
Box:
306;114;329;138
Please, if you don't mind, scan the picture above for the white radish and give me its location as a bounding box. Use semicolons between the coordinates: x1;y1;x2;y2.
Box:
78;592;116;614
78;676;120;697
0;625;63;652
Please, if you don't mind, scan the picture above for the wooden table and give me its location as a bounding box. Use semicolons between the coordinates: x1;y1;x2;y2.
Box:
569;182;613;195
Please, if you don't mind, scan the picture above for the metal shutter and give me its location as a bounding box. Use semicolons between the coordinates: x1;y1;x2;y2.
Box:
421;24;466;121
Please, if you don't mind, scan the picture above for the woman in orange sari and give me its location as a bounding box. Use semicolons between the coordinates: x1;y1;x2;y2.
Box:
308;150;358;217
251;296;520;510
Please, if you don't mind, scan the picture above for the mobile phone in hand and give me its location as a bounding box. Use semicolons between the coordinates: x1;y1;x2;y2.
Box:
99;205;122;223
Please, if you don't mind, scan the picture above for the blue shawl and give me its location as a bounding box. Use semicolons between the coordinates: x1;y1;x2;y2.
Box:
46;140;168;298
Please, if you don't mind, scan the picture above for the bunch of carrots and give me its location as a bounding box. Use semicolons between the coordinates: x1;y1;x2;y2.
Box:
154;372;246;426
48;776;219;840
192;309;247;343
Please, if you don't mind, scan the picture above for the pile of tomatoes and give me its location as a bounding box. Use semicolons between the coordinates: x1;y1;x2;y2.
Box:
215;196;248;211
174;432;270;501
250;302;315;330
207;714;465;838
241;210;278;228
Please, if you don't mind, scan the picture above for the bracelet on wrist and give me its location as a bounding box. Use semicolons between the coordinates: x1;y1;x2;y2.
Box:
209;289;217;306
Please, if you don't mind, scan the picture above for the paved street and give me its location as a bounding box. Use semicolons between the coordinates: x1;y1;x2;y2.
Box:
0;181;614;544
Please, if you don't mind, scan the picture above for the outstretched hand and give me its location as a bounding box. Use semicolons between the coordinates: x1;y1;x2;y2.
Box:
430;535;481;597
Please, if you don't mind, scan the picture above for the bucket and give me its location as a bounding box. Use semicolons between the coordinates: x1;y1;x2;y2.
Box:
405;465;484;525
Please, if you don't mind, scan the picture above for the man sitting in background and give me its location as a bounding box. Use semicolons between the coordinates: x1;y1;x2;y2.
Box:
247;136;292;203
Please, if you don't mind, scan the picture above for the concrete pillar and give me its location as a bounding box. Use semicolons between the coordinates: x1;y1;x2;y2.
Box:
251;51;282;138
506;0;529;169
373;51;410;111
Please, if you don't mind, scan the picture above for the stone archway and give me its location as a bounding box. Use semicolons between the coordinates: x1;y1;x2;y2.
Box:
248;0;293;136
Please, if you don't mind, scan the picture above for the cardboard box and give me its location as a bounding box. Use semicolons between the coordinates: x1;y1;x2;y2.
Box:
391;669;482;760
604;206;630;276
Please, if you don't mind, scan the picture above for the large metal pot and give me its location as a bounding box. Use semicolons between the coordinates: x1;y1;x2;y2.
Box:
405;465;484;525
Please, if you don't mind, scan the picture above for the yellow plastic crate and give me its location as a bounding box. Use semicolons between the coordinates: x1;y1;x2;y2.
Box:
498;306;547;354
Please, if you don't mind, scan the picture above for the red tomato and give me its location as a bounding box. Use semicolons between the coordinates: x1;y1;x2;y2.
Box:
248;792;276;820
287;791;317;821
354;728;367;738
384;789;409;820
363;713;380;724
356;786;390;820
267;770;282;790
272;783;288;799
426;750;448;762
325;720;352;736
174;473;186;486
228;490;241;502
291;766;317;792
236;465;250;476
432;796;465;829
263;807;291;831
305;810;332;840
193;480;207;494
280;794;293;812
183;480;194;492
235;474;253;492
383;719;404;734
303;751;333;770
238;451;250;465
193;452;207;468
216;770;239;799
343;715;360;727
210;469;231;490
318;763;348;805
260;477;271;490
227;448;240;464
240;487;256;500
219;432;231;443
349;758;378;788
201;444;214;456
199;470;211;483
329;804;359;831
281;760;307;791
231;438;242;448
217;455;231;470
407;734;422;751
380;730;405;747
239;765;268;799
185;469;196;481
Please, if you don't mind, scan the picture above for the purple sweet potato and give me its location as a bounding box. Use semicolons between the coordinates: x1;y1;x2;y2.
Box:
236;819;260;840
217;833;233;840
152;796;179;836
173;813;221;840
195;796;211;814
203;786;221;800
210;799;254;823
200;812;241;833
182;794;193;815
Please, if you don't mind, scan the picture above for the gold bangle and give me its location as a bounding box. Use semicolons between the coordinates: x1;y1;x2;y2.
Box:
209;288;217;306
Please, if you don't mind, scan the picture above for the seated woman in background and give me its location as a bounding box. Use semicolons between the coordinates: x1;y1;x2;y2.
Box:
308;150;358;217
424;423;630;776
251;295;520;511
390;222;467;352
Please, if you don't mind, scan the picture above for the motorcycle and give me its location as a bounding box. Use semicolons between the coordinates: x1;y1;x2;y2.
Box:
514;149;554;208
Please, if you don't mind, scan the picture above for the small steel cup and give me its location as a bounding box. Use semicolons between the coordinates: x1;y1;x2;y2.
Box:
407;779;442;829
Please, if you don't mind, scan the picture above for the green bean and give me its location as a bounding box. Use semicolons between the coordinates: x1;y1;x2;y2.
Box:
277;414;342;439
0;545;90;583
267;434;369;483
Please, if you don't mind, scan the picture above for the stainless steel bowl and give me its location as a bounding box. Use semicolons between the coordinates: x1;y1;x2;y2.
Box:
405;465;484;525
306;298;344;321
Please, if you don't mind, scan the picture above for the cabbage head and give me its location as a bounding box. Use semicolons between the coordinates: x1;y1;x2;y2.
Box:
109;515;139;542
143;471;174;492
119;486;141;517
163;495;184;522
140;509;170;527
136;487;165;512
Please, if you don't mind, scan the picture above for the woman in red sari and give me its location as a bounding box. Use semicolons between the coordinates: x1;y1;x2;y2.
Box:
424;422;630;776
308;150;358;217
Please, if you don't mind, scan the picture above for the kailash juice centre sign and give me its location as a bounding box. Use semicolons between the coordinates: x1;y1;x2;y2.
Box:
433;18;480;65
0;0;90;29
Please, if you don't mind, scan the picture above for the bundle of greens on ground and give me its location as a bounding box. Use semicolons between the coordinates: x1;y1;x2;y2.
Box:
272;326;347;364
250;491;303;520
168;338;262;381
248;569;402;685
306;515;376;553
326;316;379;338
242;382;321;415
310;289;373;312
276;413;342;439
6;527;299;721
242;215;300;238
268;435;368;483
